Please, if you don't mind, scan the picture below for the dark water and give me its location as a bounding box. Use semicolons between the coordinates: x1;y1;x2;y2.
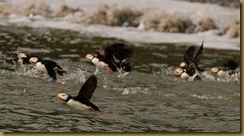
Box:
0;25;240;132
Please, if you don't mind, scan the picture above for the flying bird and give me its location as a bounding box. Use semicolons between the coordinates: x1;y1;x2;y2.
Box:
56;74;103;115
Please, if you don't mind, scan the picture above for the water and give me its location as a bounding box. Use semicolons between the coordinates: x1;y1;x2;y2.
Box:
0;25;240;132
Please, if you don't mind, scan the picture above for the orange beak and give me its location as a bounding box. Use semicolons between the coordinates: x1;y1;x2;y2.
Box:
84;55;89;60
55;93;61;99
29;59;33;63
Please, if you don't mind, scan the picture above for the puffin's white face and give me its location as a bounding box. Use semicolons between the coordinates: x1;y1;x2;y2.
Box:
175;68;183;75
56;93;69;101
180;62;186;68
85;54;94;60
17;53;27;58
210;67;219;74
29;57;39;64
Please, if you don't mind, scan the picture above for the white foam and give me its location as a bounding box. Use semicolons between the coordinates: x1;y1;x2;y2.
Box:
1;0;240;51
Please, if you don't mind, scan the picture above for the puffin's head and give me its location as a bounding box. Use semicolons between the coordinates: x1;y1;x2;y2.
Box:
179;62;186;68
85;54;94;60
17;53;27;58
56;93;69;101
210;67;219;74
175;68;184;75
29;57;39;64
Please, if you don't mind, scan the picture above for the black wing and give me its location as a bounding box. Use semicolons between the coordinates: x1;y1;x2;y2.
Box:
43;60;58;80
111;43;133;60
223;60;238;70
77;75;97;102
183;46;195;65
105;43;133;63
194;40;204;68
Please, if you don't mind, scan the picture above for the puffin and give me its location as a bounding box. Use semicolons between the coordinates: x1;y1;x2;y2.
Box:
95;43;133;72
5;53;40;73
174;67;190;79
15;53;38;64
29;57;66;80
56;74;103;115
5;52;40;65
85;54;113;73
211;60;239;78
176;40;204;80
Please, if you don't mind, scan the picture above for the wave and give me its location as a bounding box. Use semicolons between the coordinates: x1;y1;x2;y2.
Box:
0;0;239;38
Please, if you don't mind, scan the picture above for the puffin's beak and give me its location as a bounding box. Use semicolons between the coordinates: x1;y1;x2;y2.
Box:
210;67;215;73
84;55;89;60
179;62;185;68
175;68;180;75
29;59;33;63
55;93;61;99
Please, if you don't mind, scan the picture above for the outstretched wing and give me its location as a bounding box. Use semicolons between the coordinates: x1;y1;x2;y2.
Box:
77;75;97;102
194;40;204;68
183;46;195;65
106;43;133;63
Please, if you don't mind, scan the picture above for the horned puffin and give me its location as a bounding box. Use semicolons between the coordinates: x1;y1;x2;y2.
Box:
95;43;133;72
56;74;103;115
85;54;113;73
29;57;66;80
176;40;204;80
5;53;40;73
15;53;38;64
5;52;40;65
175;68;190;79
211;60;239;78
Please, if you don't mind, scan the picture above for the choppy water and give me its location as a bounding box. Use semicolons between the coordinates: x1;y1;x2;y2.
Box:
0;26;240;132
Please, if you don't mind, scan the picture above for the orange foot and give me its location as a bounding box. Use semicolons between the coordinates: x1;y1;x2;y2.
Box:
106;67;113;73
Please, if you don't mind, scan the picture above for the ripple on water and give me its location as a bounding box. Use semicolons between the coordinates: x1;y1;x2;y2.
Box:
0;26;240;132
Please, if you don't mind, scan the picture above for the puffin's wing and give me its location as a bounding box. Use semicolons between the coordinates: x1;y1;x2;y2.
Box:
43;60;57;80
107;43;133;62
183;46;195;65
194;40;204;67
77;75;97;101
223;60;239;70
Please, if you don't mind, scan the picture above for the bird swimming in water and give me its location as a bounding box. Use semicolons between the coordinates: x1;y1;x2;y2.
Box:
5;52;40;73
211;60;239;79
29;57;66;80
95;43;133;73
176;40;204;81
56;74;103;115
85;54;113;74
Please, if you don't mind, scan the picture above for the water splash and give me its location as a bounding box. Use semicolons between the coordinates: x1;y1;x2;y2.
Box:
57;68;86;85
190;94;230;101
